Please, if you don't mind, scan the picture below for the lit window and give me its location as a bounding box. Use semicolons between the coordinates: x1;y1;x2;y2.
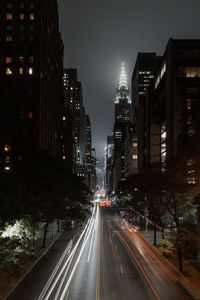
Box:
6;14;13;20
29;13;34;20
19;56;24;63
7;3;13;8
28;67;33;74
19;68;23;75
20;3;24;9
132;155;138;159
19;67;24;75
63;116;66;121
20;13;24;20
177;67;200;78
6;57;12;63
4;145;11;152
6;36;13;42
29;112;33;119
63;156;66;160
29;56;34;63
5;166;10;171
187;159;194;166
6;68;12;75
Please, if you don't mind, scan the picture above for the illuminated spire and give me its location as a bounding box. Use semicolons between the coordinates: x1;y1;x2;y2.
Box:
118;62;129;90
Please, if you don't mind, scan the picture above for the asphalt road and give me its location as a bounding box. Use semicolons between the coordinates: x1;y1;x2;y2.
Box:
7;205;192;300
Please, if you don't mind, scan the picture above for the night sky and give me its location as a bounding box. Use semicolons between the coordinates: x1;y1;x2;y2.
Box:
58;0;200;166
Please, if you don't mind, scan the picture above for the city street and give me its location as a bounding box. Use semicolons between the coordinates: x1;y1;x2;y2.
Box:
12;204;190;300
5;204;191;300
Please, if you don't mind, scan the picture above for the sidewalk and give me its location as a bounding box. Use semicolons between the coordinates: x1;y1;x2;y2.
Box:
0;219;86;300
0;223;64;300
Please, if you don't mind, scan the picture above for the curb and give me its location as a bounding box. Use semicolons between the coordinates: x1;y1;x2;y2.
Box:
3;230;64;300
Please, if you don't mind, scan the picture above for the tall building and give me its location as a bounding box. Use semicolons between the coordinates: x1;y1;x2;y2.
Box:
0;0;64;167
131;53;159;115
63;68;84;175
114;63;131;148
90;148;97;192
85;115;92;187
136;39;200;174
124;124;138;178
131;53;160;172
112;63;131;188
104;136;114;192
61;107;73;170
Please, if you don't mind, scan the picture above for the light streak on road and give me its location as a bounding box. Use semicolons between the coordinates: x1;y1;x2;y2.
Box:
117;219;189;300
38;205;97;300
59;212;96;300
107;220;126;300
115;230;161;300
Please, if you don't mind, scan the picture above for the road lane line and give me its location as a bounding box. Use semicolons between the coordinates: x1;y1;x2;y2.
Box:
54;248;76;300
37;239;73;300
43;219;92;300
59;215;96;300
116;222;163;282
120;265;124;275
107;221;126;300
115;230;160;300
87;205;99;263
96;221;101;300
66;289;70;300
38;206;96;300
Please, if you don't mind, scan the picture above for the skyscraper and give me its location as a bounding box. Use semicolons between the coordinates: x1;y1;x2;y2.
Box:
131;53;159;115
63;68;84;174
131;53;160;172
114;63;131;148
112;63;131;188
0;0;64;169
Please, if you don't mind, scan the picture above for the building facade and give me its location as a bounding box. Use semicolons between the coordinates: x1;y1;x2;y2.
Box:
0;0;64;170
136;39;200;175
131;53;160;172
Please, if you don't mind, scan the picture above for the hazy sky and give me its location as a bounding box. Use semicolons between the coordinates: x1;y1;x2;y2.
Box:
58;0;200;165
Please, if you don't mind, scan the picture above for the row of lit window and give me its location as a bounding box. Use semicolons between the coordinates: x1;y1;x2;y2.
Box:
6;35;34;42
6;56;34;63
7;3;34;9
6;67;33;75
177;67;200;78
139;71;152;75
6;13;34;20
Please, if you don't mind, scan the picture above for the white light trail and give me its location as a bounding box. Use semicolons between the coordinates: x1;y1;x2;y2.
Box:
38;205;97;300
59;210;97;300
